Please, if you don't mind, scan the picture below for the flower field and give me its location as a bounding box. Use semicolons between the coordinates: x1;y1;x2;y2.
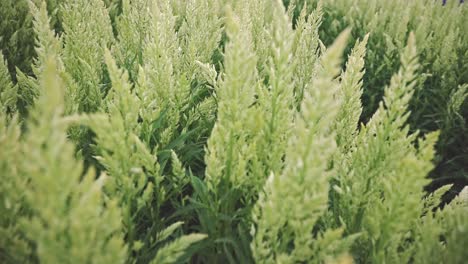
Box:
0;0;467;263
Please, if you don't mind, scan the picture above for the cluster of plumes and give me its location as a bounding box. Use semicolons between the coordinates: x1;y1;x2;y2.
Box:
0;0;467;263
311;0;468;199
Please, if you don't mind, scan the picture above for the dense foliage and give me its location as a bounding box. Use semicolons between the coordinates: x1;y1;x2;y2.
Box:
304;0;468;199
0;0;467;263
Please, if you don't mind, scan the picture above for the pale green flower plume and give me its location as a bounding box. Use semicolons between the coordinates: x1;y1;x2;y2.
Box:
251;29;350;264
18;54;126;264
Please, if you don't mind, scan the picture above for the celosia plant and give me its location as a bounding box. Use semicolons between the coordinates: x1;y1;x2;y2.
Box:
0;0;466;263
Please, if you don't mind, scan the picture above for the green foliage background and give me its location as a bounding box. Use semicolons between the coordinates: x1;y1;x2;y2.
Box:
0;0;467;263
303;0;468;197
